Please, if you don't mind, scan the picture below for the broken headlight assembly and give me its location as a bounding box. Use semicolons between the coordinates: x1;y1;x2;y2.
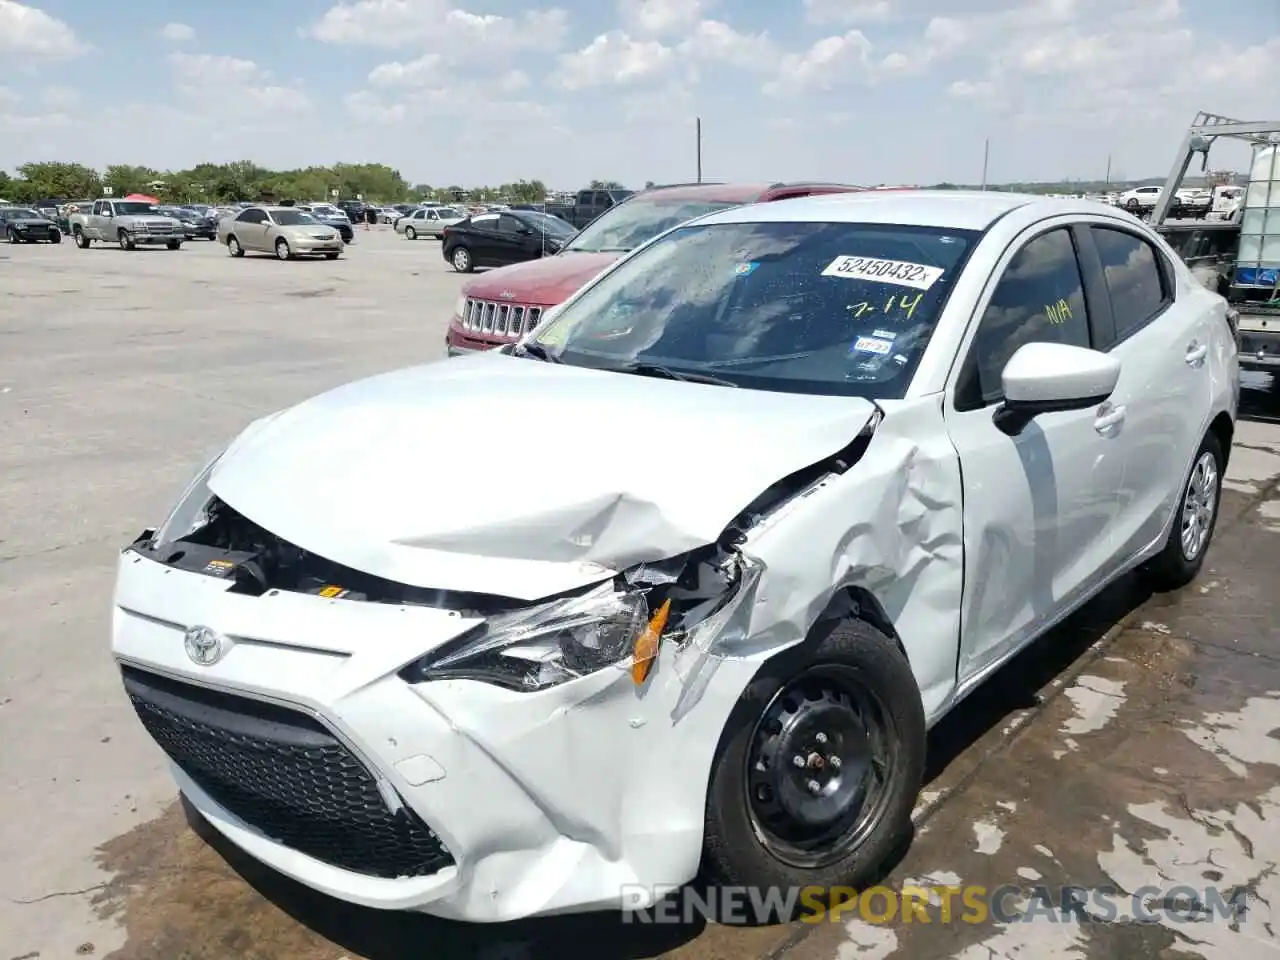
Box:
149;454;221;552
401;550;749;693
401;580;671;692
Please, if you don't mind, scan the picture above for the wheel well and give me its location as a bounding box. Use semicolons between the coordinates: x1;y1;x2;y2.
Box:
1209;412;1233;469
804;586;910;665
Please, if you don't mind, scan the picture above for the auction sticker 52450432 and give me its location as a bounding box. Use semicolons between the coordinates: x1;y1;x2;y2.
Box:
821;256;944;291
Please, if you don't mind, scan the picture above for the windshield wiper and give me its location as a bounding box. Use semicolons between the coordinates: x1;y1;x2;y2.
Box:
614;361;737;387
516;342;563;363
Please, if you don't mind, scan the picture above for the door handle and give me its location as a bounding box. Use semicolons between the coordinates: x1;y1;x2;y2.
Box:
1094;403;1127;433
1185;341;1208;366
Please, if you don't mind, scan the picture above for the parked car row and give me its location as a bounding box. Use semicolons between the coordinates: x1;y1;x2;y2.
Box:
444;181;873;354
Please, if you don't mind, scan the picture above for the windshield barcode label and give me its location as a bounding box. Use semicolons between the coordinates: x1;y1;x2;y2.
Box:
821;256;944;290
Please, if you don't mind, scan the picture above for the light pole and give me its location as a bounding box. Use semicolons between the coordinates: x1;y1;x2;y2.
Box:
696;117;702;183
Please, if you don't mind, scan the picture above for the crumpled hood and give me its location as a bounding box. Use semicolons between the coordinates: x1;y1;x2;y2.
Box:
209;351;878;600
462;251;619;305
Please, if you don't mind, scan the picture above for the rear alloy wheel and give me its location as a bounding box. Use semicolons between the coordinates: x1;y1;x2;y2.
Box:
406;226;417;240
451;245;473;272
227;236;244;258
275;238;292;260
1144;431;1223;590
702;619;924;916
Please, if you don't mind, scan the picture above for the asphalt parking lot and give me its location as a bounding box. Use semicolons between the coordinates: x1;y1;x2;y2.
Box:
2;229;1280;960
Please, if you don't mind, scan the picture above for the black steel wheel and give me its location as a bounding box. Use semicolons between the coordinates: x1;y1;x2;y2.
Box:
745;665;899;869
702;617;924;915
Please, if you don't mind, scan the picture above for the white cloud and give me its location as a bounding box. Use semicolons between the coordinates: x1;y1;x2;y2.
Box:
933;0;1280;125
554;31;674;90
764;30;872;95
619;0;710;35
0;0;87;60
677;20;776;69
40;85;78;110
802;0;893;25
160;22;195;43
310;0;568;53
368;54;443;87
168;53;310;116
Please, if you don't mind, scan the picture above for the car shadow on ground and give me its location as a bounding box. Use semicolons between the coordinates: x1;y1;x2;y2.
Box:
1240;382;1280;424
177;573;1151;960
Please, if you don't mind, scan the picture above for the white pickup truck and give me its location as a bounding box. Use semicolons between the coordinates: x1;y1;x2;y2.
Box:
69;198;184;250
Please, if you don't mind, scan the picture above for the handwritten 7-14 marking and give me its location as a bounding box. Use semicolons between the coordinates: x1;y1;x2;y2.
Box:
822;256;945;291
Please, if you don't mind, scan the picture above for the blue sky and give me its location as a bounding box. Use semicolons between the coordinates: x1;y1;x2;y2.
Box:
0;0;1275;189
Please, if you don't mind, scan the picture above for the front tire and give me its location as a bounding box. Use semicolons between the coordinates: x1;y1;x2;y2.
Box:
451;245;473;272
324;251;340;260
74;228;90;248
50;231;61;244
227;235;244;257
1143;431;1224;590
6;227;18;243
118;230;135;251
701;618;924;910
166;240;181;250
405;226;417;240
275;238;291;261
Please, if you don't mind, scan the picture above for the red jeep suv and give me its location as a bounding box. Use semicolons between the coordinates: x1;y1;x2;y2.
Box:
444;181;867;355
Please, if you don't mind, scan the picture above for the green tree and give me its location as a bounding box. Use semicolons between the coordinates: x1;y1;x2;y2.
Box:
14;162;101;199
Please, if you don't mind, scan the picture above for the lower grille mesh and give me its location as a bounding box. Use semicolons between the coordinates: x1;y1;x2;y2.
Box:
122;665;454;879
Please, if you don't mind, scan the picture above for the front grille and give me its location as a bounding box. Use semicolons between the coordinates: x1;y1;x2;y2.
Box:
461;297;544;339
121;665;455;879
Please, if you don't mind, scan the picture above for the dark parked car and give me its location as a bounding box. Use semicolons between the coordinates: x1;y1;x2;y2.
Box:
296;205;355;243
543;188;634;228
1;206;61;243
441;209;578;272
158;205;217;240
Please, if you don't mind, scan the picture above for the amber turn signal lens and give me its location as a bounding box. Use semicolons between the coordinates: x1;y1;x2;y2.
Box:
631;599;671;685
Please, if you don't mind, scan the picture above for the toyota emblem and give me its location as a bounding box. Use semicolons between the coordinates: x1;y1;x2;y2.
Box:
183;625;227;666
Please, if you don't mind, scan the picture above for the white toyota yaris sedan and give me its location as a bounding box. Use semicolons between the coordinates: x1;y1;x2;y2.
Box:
112;190;1238;922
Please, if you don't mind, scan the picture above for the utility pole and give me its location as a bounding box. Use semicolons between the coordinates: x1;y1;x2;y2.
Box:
980;137;990;191
1105;154;1112;187
696;117;703;183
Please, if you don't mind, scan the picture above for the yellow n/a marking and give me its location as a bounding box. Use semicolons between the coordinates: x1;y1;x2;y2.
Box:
1044;297;1073;324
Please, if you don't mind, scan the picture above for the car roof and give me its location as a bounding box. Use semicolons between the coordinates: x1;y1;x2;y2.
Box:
696;189;1055;231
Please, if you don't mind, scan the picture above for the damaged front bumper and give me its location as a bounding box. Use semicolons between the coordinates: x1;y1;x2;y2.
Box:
111;541;763;920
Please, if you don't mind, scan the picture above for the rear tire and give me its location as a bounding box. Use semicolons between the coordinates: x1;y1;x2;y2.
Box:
701;618;924;913
451;245;473;272
1143;430;1224;591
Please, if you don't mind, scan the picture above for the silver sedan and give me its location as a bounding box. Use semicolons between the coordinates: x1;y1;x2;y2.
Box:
395;206;464;240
